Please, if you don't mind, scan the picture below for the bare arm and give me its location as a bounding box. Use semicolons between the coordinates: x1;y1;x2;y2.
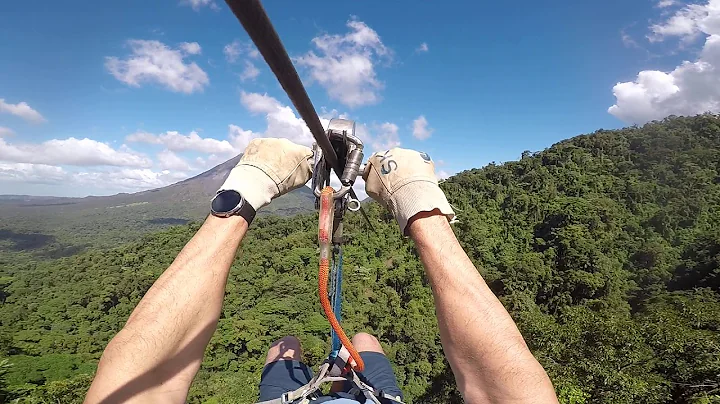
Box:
85;138;311;404
408;212;558;404
85;215;247;404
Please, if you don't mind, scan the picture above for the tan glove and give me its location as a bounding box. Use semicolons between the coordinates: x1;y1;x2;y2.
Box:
218;138;313;211
363;148;455;234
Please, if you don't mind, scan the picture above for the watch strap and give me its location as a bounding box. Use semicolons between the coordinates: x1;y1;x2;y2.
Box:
236;197;256;225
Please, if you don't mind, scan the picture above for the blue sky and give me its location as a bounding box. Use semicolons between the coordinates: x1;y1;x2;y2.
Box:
1;0;719;197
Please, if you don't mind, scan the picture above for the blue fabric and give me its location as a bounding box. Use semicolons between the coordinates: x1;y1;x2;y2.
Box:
258;352;403;403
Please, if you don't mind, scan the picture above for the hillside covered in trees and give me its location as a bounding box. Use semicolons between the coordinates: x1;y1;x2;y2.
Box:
1;115;719;403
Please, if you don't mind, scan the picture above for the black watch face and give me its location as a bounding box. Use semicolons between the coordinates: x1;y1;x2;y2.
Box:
212;190;242;214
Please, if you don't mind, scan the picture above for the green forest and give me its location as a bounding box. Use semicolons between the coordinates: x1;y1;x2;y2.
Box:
1;115;719;403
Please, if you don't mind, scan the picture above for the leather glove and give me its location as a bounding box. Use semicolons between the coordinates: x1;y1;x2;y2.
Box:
218;138;313;211
363;148;455;234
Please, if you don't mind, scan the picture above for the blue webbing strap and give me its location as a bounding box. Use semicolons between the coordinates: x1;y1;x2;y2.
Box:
330;249;343;359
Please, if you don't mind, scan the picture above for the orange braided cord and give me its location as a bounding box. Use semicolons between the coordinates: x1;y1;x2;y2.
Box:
318;186;365;372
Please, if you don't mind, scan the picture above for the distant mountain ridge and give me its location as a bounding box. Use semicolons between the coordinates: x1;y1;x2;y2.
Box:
0;156;315;257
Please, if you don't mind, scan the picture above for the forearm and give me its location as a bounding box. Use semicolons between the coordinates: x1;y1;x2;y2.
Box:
408;213;557;403
86;215;247;404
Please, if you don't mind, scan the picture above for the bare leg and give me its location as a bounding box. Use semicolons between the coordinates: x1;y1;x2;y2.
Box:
330;332;385;393
352;332;384;354
265;336;302;365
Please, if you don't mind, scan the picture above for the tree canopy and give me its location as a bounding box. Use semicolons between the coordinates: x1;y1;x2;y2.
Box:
1;115;719;403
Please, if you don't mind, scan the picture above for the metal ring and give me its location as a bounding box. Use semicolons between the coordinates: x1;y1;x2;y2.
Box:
347;198;361;212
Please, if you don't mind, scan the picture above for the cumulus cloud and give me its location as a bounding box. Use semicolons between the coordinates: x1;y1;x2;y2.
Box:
657;0;677;8
126;130;237;155
195;154;227;171
0;162;190;192
232;91;316;150
0;163;68;184
412;115;433;140
239;61;260;81
0;137;152;167
106;40;209;94
648;1;720;42
621;29;641;49
179;41;202;55
224;40;242;63
370;122;400;151
295;18;391;108
224;41;262;81
73;168;189;191
157;149;192;171
181;0;218;11
609;0;720;124
416;42;429;53
0;127;14;137
0;99;46;123
224;40;260;63
348;121;401;154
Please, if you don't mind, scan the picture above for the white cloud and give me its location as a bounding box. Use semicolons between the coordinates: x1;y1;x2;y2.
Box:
240;91;282;114
351;121;401;153
74;168;188;191
437;170;451;180
195;153;226;171
0;162;191;193
0;127;14;137
412;115;433;140
319;107;349;120
224;40;260;63
657;0;677;8
179;41;202;55
416;42;429;53
127;130;237;155
0;99;46;123
157;149;192;171
227;124;260;152
621;30;641;48
0;163;68;184
0;137;152;167
224;41;262;81
181;0;219;11
232;91;316;150
610;0;720;123
224;40;242;63
295;18;391;108
106;40;209;94
239;61;260;81
648;0;720;42
371;122;400;151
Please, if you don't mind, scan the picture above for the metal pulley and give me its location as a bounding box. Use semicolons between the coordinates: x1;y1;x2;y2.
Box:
311;118;364;209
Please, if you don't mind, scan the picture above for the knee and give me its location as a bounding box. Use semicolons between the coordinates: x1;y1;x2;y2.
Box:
266;336;302;364
271;335;301;349
352;332;384;354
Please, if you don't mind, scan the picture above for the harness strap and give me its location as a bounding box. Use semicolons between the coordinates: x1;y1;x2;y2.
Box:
329;346;352;377
255;360;405;404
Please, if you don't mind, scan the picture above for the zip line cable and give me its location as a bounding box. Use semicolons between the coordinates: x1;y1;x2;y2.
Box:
224;0;374;230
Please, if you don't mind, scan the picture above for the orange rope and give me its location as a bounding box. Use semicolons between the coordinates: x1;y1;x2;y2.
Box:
319;186;365;372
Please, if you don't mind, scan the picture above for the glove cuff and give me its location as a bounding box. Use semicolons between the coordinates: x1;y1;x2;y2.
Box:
389;181;455;235
218;165;277;211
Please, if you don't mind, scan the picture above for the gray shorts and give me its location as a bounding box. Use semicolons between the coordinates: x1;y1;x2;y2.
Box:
258;352;404;402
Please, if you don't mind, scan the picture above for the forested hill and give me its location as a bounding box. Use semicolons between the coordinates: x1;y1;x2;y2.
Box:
1;115;719;403
0;155;315;261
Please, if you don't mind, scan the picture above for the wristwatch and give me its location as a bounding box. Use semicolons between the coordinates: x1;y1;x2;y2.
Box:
210;189;256;224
